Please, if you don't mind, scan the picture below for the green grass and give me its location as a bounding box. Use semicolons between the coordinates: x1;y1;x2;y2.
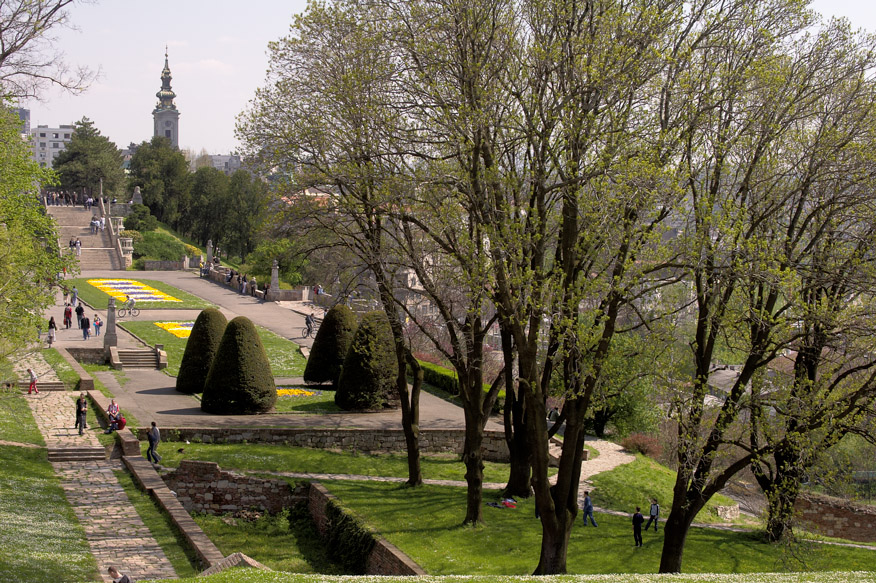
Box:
321;480;876;575
0;445;97;582
146;441;536;483
194;506;347;574
40;348;79;387
0;386;45;445
153;573;876;583
590;454;742;524
274;385;341;412
118;320;306;377
81;362;123;397
113;468;200;578
67;276;213;310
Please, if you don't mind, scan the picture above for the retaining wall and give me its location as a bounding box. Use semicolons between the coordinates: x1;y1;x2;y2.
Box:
795;492;876;542
138;426;511;462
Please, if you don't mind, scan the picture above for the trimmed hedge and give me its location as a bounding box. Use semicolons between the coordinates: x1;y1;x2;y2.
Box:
176;308;227;394
414;360;505;413
201;316;277;414
335;311;398;410
304;304;357;386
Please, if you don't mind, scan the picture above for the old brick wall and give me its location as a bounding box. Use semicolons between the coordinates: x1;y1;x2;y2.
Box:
139;427;511;462
162;460;305;515
795;492;876;542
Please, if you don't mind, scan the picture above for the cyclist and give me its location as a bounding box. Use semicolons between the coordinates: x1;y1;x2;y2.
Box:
124;294;136;312
305;313;314;337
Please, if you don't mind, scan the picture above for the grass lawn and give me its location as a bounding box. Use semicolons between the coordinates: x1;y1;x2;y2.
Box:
0;385;45;445
118;320;306;377
590;454;743;524
40;348;79;387
114;468;200;578
194;507;347;574
153;572;876;583
147;442;537;483
67;276;213;310
321;480;876;575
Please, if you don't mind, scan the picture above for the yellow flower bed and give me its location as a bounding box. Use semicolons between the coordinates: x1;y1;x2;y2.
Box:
154;321;194;338
87;278;182;302
277;387;318;397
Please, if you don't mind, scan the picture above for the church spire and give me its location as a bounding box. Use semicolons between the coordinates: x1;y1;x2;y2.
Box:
155;46;177;111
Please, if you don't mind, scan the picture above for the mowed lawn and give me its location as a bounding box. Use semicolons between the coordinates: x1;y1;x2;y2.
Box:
119;320;306;377
320;480;876;576
66;277;212;310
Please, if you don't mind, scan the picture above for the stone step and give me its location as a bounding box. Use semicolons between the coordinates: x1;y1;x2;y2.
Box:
118;350;159;369
47;447;106;461
16;380;66;391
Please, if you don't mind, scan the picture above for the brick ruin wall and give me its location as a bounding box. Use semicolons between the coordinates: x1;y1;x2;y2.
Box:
795;492;876;543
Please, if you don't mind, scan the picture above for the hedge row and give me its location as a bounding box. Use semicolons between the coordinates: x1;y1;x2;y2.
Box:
322;498;376;574
415;360;504;412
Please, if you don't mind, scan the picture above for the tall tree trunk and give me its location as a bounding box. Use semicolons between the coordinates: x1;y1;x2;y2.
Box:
658;505;697;573
500;319;531;497
401;354;423;486
462;407;486;525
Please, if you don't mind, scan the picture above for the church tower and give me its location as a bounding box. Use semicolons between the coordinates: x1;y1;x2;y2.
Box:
153;48;180;147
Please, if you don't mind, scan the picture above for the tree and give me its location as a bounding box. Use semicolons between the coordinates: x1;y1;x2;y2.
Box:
53;117;124;197
304;304;357;386
128;136;191;227
0;106;72;359
176;308;227;394
187;166;229;245
224;170;267;259
0;0;94;98
123;203;158;232
201;316;276;414
335;311;398;410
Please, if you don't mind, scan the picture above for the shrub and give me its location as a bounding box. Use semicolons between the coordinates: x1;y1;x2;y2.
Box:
133;231;185;260
322;498;376;574
304;304;357;386
124;203;158;231
335;311;398;410
621;432;662;458
120;229;143;246
176;308;227;394
201;316;276;414
184;243;201;258
419;361;460;395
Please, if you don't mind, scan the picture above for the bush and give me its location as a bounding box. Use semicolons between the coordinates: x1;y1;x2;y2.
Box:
304;305;357;386
621;433;662;458
133;231;185;260
322;498;376;574
335;311;398;410
419;361;460;395
120;229;143;246
124;203;158;231
201;316;276;414
184;243;201;258
176;308;227;394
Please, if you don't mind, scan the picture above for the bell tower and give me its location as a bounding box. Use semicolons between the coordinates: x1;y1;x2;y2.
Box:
152;47;180;147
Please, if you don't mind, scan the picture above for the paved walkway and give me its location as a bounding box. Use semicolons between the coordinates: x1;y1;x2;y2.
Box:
25;388;177;582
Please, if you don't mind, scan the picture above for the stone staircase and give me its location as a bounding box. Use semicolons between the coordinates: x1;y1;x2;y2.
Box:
16;380;67;391
118;349;160;369
47;205;122;271
47;446;107;462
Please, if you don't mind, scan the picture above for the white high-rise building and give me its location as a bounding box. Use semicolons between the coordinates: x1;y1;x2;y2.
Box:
31;124;74;168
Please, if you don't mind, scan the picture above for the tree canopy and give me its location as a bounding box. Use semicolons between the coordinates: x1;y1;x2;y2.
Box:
53;117;125;197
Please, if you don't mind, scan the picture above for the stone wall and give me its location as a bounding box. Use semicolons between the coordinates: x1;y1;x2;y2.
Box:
143;258;190;271
795;492;876;543
65;347;106;365
309;482;425;575
162;460;306;515
139;427;511;462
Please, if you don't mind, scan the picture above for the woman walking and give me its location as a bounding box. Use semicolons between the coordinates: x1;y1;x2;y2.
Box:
47;316;57;347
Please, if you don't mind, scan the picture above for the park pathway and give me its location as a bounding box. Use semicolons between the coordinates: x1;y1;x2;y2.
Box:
24;385;177;582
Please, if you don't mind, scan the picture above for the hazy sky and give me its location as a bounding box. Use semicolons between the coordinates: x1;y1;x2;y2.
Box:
21;0;876;156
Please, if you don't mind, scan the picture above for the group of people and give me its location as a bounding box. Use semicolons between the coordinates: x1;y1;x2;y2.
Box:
89;215;105;234
225;270;260;297
59;303;101;340
581;492;660;548
68;237;82;256
44;191;97;207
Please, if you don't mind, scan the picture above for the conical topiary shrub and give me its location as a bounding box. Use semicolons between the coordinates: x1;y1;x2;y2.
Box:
335;311;398;410
176;308;227;394
304;304;358;386
201;316;276;414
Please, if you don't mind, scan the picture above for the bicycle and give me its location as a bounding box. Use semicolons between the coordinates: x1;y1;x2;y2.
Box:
117;306;140;318
301;323;319;338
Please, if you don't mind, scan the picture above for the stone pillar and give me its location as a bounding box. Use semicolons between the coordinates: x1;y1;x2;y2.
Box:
206;240;213;264
104;297;118;351
270;259;280;299
132;186;143;205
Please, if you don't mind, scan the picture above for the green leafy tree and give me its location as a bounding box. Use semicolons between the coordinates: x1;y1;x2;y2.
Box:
304;304;357;386
201;316;276;414
52;117;124;197
224;170;267;259
0;106;72;359
245;238;305;285
188;166;229;246
335;311;398;410
176;308;227;394
123;204;158;232
128;136;191;227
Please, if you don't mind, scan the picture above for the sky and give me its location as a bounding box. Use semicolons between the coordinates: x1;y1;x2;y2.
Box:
21;0;876;156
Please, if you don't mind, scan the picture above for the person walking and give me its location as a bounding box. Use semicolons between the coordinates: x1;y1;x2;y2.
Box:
75;302;85;329
582;491;598;526
93;315;102;337
71;286;78;306
27;368;39;394
74;238;81;256
146;421;162;464
63;304;73;329
81;316;91;340
645;498;660;532
633;506;645;547
47;317;57;347
75;393;88;435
